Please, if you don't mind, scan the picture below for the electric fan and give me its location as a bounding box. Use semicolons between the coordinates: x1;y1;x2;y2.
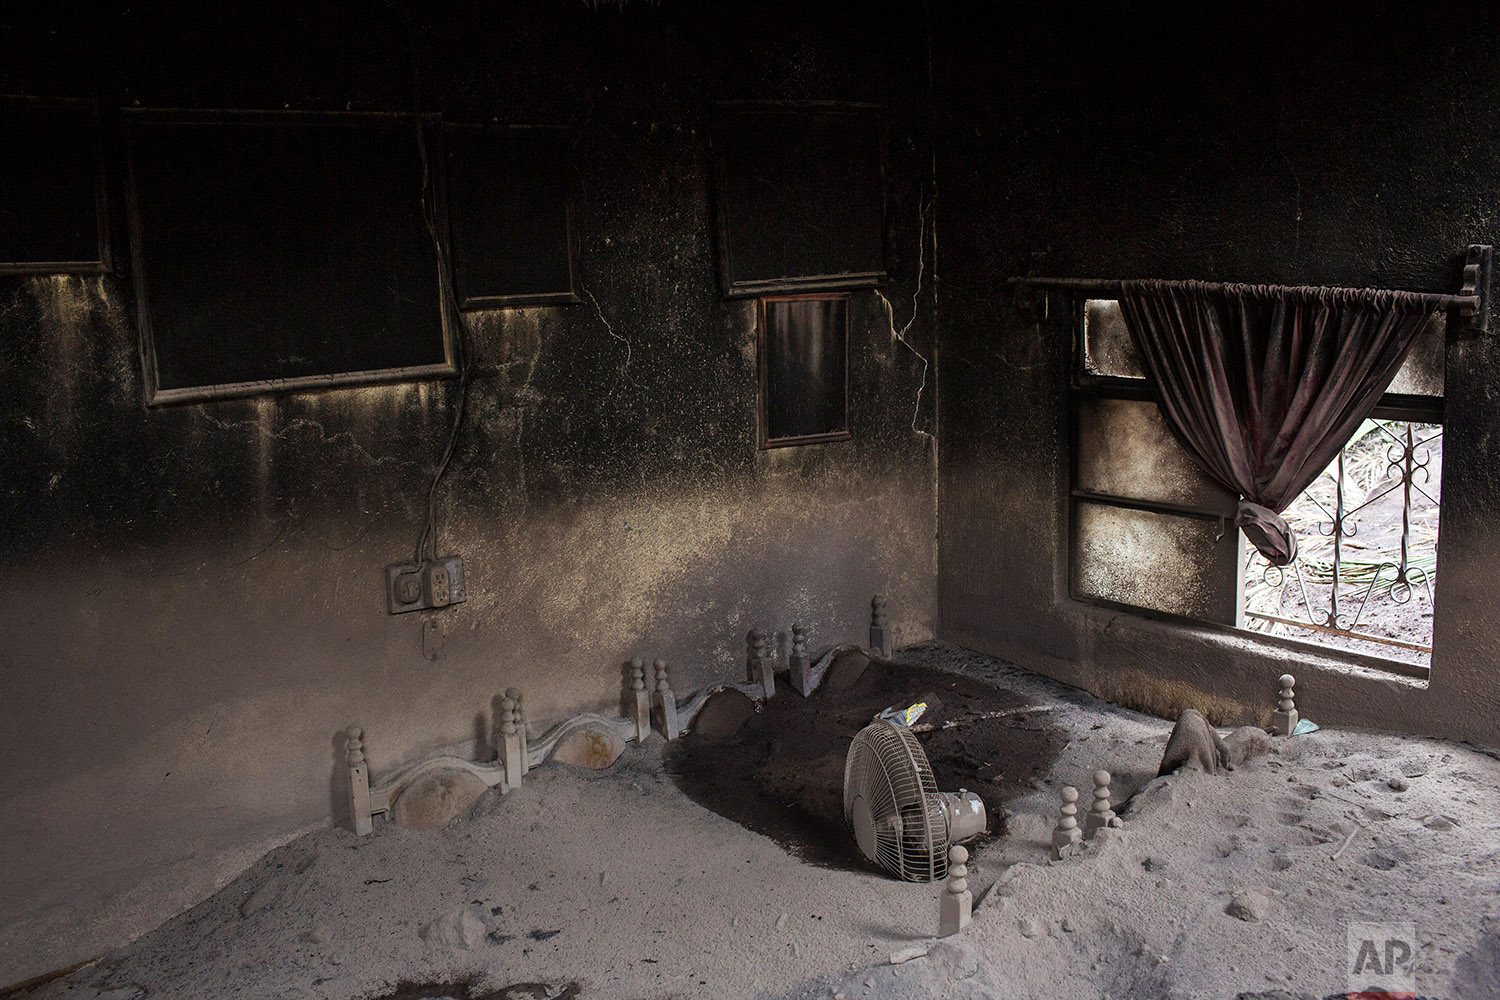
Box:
843;718;988;882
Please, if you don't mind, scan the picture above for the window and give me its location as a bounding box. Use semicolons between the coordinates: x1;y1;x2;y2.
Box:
1070;298;1444;675
758;293;851;448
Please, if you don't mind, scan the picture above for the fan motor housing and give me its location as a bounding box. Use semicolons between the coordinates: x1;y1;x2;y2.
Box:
943;788;987;842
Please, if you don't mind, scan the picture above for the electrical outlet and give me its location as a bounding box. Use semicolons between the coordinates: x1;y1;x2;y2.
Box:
426;564;451;607
395;572;423;606
386;555;466;614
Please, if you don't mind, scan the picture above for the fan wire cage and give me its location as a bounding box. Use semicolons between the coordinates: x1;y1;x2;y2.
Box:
844;720;949;882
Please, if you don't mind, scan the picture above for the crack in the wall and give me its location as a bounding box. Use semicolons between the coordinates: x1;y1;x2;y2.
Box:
876;198;934;440
988;310;1048;376
583;284;632;379
994;351;1043;375
228;520;292;567
191;412;420;472
511;322;544;404
928;176;939;319
0;288;37;330
513;396;530;498
509;319;545;497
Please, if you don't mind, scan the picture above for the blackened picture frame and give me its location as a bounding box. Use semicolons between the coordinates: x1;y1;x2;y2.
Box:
712;102;886;298
759;293;851;448
124;109;456;405
444;123;579;308
0;96;112;275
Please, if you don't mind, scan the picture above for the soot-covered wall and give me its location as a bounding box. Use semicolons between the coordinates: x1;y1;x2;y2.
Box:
0;2;937;983
935;3;1500;747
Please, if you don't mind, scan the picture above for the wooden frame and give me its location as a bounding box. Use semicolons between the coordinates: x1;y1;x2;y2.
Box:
123;108;457;406
443;122;580;309
0;95;112;275
711;101;887;298
758;292;852;449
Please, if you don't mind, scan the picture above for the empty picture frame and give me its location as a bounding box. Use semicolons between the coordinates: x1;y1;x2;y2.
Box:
712;102;886;298
0;96;111;274
759;293;851;448
444;123;578;308
124;109;455;405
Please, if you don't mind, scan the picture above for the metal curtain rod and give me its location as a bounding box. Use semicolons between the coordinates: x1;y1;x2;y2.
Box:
1005;275;1475;310
1005;244;1494;334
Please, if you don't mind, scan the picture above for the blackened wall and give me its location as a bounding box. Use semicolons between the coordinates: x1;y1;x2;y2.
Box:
935;4;1500;745
0;2;938;983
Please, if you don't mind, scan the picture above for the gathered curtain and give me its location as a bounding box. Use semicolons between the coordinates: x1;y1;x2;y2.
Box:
1116;280;1438;566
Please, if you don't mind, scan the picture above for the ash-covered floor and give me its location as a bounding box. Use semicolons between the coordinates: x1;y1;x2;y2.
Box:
22;643;1500;1000
665;649;1065;870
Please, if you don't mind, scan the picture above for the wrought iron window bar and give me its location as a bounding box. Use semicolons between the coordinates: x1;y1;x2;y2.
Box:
1246;420;1440;658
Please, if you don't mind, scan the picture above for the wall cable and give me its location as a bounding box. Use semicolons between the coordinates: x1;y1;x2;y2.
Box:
406;16;475;566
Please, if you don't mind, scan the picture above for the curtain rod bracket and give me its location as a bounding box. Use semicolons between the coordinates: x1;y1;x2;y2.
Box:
1460;244;1492;335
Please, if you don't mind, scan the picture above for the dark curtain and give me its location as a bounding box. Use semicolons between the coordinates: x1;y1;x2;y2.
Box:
1117;280;1437;566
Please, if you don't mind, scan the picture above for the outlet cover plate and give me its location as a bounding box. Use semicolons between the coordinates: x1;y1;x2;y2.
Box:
386;555;466;614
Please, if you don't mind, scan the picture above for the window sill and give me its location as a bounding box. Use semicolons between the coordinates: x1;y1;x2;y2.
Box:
1068;595;1431;690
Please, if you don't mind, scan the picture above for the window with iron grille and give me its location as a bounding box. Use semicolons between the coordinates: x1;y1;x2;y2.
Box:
1069;298;1444;677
